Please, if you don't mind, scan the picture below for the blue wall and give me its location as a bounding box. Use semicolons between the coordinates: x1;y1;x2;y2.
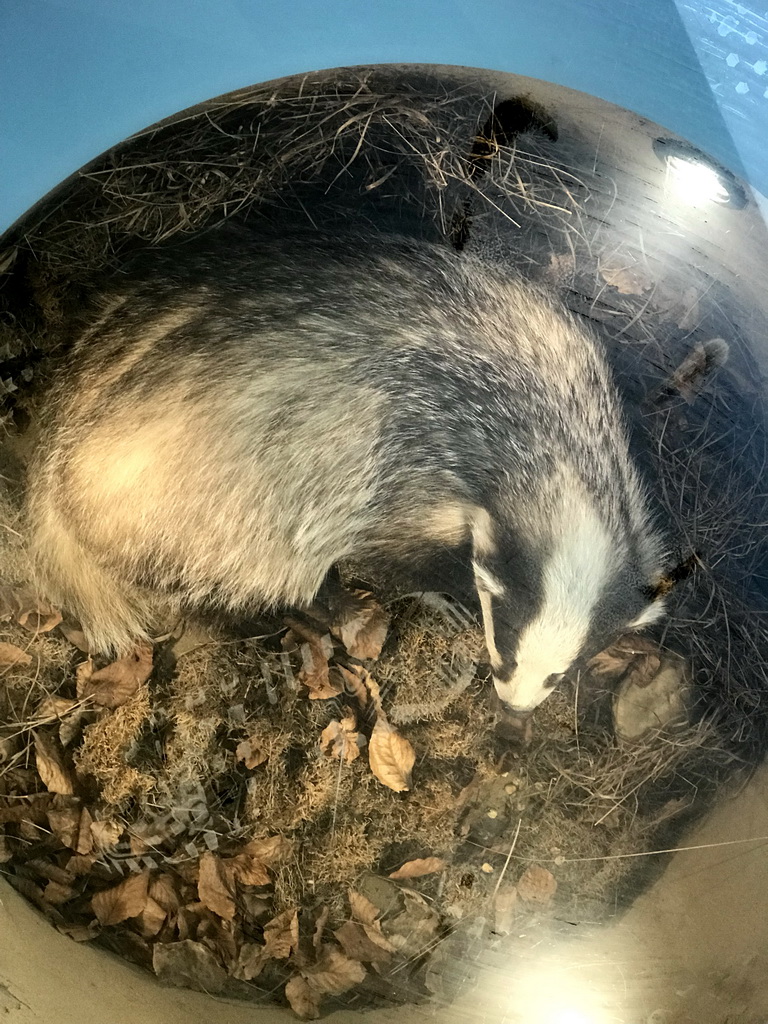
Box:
2;0;767;233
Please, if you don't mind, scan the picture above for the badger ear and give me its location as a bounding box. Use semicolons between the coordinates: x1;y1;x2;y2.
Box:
645;551;702;601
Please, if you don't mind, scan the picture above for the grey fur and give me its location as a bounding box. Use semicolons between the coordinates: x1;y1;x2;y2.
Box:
25;229;666;709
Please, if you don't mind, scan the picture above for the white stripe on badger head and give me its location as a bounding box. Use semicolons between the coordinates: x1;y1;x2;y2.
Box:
493;498;618;712
477;588;503;672
472;561;506;598
627;597;666;631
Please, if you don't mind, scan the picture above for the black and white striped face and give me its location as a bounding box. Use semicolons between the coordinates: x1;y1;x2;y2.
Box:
473;510;666;714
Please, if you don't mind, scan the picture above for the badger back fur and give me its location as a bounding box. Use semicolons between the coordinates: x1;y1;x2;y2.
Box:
25;228;666;712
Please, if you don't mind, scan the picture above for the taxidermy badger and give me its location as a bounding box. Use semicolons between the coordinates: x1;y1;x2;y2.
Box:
25;229;667;712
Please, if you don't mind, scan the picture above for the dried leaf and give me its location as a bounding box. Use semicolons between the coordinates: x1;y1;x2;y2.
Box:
331;591;389;660
224;852;270;887
43;879;75;905
622;653;662;689
334;920;396;962
319;715;365;763
13;590;62;633
57;920;100;942
92;870;149;926
263;907;299;959
136;896;168;938
75;658;93;697
313;905;330;951
349;890;380;926
301;641;341;700
368;718;415;792
232;942;267;981
76;806;94;854
34;732;75;795
47;803;82;849
305;945;367;995
336;663;372;707
149;874;182;914
153;940;227;994
37;696;78;721
0;642;32;668
612;634;660;656
79;645;153;708
90;818;123;851
239;834;292;866
235;734;269;769
65;854;97;876
283;619;339;699
587;648;632;679
285;975;320;1019
198;851;236;921
516;864;557;905
58;622;90;652
389;857;447;880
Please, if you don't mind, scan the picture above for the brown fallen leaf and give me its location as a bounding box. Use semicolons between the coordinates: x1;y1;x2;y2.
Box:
37;696;78;721
263;907;299;959
235;734;269;769
76;806;94;855
232;942;267;981
330;590;390;661
78;645;153;708
622;652;662;689
58;622;90;653
336;663;372;707
149;874;182;915
34;732;75;795
587;648;632;679
516;864;557;905
198;851;236;921
300;641;341;700
135;896;168;938
368;718;415;793
334;920;396;962
90;818;124;851
13;590;62;634
57;920;100;942
313;905;330;952
92;870;149;926
47;802;82;850
389;857;447;880
285;975;321;1020
65;854;97;877
612;634;661;656
224;852;270;887
239;834;292;866
319;715;365;763
43;879;75;905
223;835;291;886
0;642;32;668
309;945;367;993
349;890;380;926
153;940;228;995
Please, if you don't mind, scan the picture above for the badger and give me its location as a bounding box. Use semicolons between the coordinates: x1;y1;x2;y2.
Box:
24;227;667;713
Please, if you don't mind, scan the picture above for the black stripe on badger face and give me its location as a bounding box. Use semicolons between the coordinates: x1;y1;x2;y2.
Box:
471;532;544;693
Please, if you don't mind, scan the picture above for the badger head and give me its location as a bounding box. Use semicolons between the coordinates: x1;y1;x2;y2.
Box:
470;496;667;715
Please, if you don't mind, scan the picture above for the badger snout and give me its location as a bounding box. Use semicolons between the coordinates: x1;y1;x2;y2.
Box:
492;670;564;714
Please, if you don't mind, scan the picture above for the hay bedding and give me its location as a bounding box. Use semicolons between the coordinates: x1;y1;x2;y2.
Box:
0;67;766;1017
